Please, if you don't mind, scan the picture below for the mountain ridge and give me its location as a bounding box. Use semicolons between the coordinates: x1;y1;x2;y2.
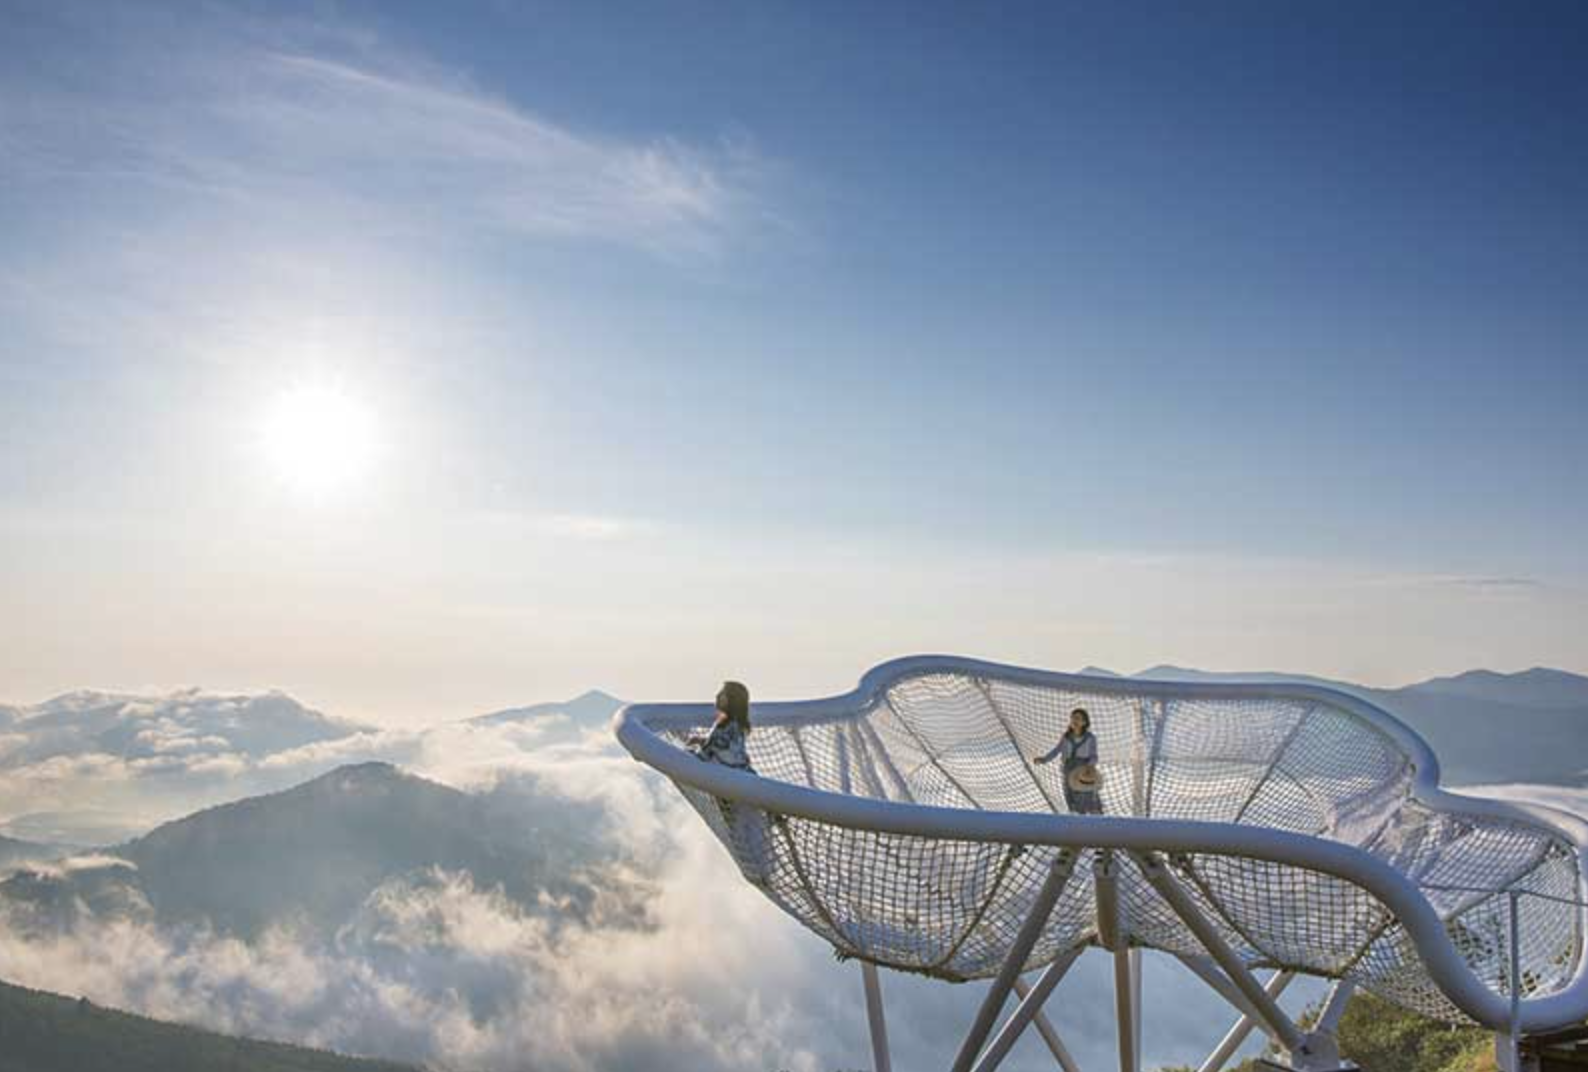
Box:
0;976;418;1072
468;688;624;727
0;758;649;943
1078;663;1588;785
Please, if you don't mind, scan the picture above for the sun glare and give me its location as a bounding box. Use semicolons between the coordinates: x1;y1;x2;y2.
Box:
258;383;379;497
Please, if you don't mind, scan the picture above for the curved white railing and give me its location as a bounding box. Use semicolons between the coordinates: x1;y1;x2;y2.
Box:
615;654;1588;1033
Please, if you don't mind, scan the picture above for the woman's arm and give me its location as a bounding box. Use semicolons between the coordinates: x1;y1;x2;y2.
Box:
688;710;732;750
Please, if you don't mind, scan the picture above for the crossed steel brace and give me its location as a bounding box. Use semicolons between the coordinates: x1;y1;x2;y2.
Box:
854;849;1366;1072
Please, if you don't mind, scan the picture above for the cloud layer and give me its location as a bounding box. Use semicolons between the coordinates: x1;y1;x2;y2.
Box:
0;732;866;1072
0;699;1295;1072
0;687;597;845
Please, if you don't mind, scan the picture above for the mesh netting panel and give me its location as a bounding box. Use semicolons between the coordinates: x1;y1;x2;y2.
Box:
654;669;1584;1025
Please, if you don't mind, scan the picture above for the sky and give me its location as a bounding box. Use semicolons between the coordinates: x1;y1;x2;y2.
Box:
2;1;1586;726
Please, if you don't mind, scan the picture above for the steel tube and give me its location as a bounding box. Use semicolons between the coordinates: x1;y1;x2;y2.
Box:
951;851;1079;1072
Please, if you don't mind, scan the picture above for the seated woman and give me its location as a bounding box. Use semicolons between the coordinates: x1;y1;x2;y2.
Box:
688;680;770;883
1034;706;1104;814
689;680;754;771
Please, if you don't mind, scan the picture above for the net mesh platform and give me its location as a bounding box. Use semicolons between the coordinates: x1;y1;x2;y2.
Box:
620;659;1587;1029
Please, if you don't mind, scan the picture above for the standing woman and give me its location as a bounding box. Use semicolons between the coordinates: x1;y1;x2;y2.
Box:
1035;707;1103;814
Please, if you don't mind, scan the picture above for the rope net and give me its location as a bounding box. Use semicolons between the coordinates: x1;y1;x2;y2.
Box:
654;669;1583;1026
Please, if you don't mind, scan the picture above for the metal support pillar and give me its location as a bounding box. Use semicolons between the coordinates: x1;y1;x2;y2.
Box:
1130;852;1309;1059
1313;980;1353;1039
1176;953;1269;1024
1494;1035;1516;1072
1497;891;1523;1072
1114;944;1140;1072
1196;971;1294;1072
1095;852;1123;952
951;850;1079;1072
971;947;1084;1072
1013;972;1085;1072
1130;949;1143;1061
861;960;891;1072
1096;850;1141;1072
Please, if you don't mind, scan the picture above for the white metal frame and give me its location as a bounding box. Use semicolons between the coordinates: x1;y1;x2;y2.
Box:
615;654;1588;1064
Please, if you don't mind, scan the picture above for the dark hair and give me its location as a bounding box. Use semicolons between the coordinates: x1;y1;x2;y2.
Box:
716;680;751;734
1068;707;1091;736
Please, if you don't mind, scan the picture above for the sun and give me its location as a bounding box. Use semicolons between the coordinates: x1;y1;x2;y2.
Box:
258;383;379;497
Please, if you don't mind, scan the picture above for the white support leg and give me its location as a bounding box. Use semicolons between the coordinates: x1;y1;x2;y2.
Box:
1196;971;1294;1072
1175;953;1269;1025
1313;980;1353;1039
1094;850;1138;1072
1495;1033;1519;1072
1129;948;1142;1061
951;850;1079;1072
1095;852;1124;952
971;947;1085;1072
861;961;891;1072
1014;973;1085;1072
1129;852;1310;1060
1115;944;1140;1072
1504;891;1523;1072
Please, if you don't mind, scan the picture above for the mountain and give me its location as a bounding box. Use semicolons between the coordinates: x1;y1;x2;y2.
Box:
0;833;65;869
0;977;417;1072
0;857;152;933
1408;667;1588;709
0;686;628;852
0;810;147;849
1107;664;1588;786
1132;664;1369;691
1367;681;1588;785
0;689;375;846
0;762;644;940
470;688;624;729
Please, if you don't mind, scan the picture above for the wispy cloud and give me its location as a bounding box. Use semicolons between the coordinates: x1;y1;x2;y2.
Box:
1351;571;1548;594
213;50;763;257
1;12;768;262
1432;575;1545;592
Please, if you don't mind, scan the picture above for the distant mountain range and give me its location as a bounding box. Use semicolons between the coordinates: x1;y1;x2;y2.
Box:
0;977;417;1072
0;833;66;868
469;688;625;729
0;761;647;941
1086;663;1588;785
0;688;628;847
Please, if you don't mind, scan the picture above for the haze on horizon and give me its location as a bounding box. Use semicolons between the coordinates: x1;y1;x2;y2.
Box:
2;1;1585;727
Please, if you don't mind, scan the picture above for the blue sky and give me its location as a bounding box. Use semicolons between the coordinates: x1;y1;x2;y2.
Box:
2;1;1585;721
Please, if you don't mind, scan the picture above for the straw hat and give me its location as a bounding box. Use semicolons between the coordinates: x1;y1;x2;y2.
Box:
1067;765;1102;793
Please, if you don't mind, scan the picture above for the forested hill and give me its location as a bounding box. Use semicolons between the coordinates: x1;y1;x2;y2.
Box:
0;979;419;1072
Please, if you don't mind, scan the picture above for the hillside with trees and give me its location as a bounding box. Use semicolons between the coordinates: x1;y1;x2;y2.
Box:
0;979;418;1072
